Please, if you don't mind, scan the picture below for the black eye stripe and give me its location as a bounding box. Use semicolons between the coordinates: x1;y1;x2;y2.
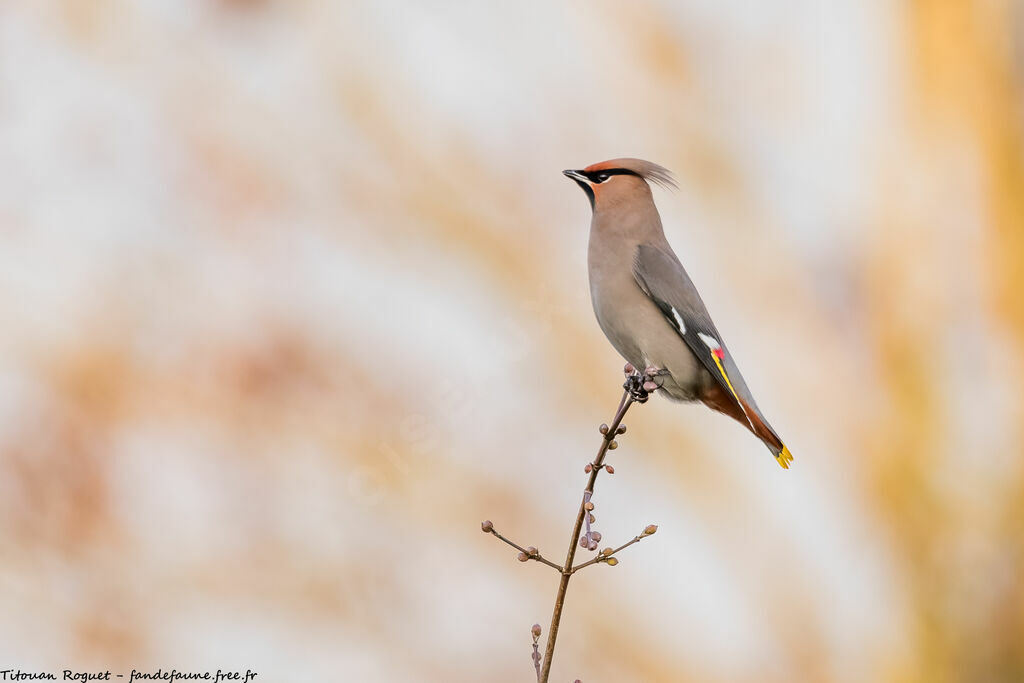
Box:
584;168;641;183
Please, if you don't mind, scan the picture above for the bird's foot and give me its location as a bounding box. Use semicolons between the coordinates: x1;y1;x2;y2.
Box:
622;363;665;403
623;373;648;402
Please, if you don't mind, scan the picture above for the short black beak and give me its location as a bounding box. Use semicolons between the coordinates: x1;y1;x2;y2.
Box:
563;169;595;210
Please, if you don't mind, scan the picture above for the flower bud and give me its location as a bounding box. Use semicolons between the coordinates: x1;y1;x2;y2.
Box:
608;440;618;450
623;363;635;376
517;552;529;562
601;547;613;556
605;465;615;474
606;557;619;566
579;537;589;549
481;520;493;533
526;546;538;556
584;502;594;511
616;424;627;435
532;623;542;637
588;540;598;551
588;513;596;524
590;531;602;542
643;380;658;392
584;463;592;473
599;423;609;435
643;524;658;536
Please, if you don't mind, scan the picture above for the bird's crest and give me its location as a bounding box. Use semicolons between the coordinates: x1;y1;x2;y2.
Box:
584;158;678;190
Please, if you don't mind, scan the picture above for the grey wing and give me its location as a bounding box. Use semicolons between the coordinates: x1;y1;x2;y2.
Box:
633;244;792;466
631;245;760;408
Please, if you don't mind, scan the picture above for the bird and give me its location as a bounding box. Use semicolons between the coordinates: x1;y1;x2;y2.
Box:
563;158;793;469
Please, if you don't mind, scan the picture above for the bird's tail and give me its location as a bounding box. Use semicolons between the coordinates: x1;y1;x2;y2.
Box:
738;398;794;469
701;386;794;469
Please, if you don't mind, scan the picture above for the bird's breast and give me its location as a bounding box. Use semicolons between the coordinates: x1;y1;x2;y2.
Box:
587;244;706;401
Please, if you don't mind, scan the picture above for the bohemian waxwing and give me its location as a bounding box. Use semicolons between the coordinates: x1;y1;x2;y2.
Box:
564;158;793;468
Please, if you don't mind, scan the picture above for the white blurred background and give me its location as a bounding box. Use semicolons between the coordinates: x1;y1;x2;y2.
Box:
1;1;1023;681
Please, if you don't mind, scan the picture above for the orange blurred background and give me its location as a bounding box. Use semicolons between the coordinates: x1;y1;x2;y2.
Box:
1;1;1022;681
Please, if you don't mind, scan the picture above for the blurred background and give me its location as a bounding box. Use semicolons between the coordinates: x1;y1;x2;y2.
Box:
1;1;1022;681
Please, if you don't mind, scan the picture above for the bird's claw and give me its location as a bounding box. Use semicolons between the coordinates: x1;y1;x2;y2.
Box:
623;374;649;402
623;366;665;403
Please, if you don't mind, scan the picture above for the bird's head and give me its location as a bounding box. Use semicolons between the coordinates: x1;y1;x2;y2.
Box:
563;158;676;211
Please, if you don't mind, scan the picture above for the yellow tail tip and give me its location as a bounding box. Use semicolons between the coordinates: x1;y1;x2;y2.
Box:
776;445;794;470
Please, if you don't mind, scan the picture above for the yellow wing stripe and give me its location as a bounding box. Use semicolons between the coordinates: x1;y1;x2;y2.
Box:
711;353;743;407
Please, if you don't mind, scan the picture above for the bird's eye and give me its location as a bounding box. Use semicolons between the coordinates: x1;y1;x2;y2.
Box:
596;173;609;183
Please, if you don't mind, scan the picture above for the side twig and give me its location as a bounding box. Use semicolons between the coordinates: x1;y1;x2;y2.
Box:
570;524;658;574
530;623;542;682
481;521;563;572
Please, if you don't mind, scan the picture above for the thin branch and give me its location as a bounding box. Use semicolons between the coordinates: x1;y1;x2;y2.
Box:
481;365;661;682
571;524;658;574
538;378;642;683
530;624;542;682
483;525;564;572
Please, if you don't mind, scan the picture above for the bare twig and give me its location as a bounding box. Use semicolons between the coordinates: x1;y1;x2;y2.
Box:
571;524;658;574
481;522;563;572
530;623;542;681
